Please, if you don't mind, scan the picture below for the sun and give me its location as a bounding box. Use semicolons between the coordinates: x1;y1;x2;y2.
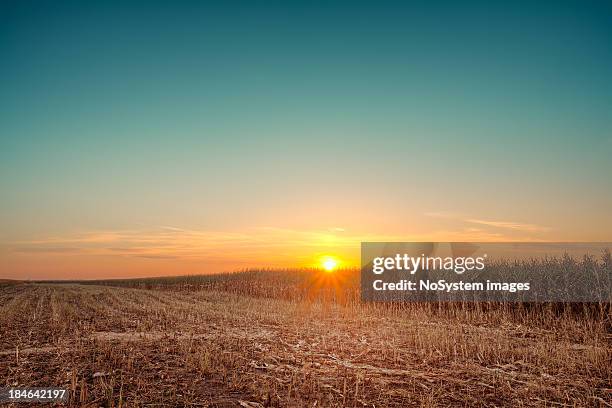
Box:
321;257;338;272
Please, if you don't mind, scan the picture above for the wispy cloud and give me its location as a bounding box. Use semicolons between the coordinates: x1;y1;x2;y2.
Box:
328;227;345;232
425;211;551;236
14;247;82;254
7;215;551;271
9;227;388;263
424;211;461;219
464;218;550;233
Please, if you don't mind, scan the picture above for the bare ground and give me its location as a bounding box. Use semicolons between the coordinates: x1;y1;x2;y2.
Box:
0;284;610;407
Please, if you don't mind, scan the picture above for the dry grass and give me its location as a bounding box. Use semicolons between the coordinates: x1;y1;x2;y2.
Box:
1;272;610;407
0;279;21;288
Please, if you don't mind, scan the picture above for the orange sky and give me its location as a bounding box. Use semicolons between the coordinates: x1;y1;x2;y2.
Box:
3;210;611;280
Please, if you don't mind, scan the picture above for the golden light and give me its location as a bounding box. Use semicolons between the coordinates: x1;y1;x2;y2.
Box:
321;257;338;272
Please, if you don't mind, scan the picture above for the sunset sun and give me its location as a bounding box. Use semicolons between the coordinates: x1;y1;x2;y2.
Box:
321;257;338;272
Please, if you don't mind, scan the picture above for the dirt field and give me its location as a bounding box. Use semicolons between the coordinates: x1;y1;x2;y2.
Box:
1;283;610;407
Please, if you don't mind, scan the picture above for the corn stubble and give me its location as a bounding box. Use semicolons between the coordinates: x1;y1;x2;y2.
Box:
0;260;610;407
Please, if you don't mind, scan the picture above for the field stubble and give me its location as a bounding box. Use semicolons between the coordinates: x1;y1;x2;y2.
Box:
0;267;610;407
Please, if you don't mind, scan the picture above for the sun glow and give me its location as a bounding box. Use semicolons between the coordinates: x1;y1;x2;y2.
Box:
321;257;339;272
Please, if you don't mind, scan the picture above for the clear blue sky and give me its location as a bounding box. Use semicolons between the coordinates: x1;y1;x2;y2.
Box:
1;1;611;278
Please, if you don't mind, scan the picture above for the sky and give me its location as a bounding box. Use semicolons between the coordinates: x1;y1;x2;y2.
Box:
1;1;611;279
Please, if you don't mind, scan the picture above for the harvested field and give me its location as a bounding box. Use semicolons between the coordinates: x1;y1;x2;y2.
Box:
1;282;610;407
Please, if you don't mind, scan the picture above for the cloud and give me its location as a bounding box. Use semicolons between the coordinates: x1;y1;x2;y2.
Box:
425;211;550;234
9;218;549;267
133;254;179;260
424;211;461;219
14;246;81;254
328;227;345;232
465;219;550;233
9;227;375;262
